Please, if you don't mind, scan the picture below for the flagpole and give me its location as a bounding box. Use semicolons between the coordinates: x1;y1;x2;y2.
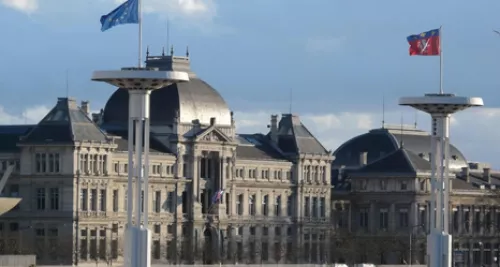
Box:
138;0;143;68
439;25;443;94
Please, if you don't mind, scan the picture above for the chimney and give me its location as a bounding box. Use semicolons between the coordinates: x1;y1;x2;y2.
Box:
192;119;201;132
359;152;368;166
210;117;216;126
461;167;470;183
270;115;278;143
483;167;491;184
81;101;90;117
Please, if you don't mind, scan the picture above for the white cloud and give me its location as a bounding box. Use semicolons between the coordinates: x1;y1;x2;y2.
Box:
234;108;500;166
0;105;49;124
111;0;215;19
2;0;216;21
305;36;346;54
1;0;37;14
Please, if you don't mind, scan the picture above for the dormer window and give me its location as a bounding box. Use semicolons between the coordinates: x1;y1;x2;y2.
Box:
400;181;408;190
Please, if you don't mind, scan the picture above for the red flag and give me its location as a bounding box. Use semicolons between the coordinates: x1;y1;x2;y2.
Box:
407;29;440;56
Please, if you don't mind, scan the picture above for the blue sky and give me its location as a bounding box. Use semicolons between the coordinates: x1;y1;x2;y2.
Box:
1;0;500;166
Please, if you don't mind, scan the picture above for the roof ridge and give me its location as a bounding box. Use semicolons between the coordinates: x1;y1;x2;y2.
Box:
400;148;417;173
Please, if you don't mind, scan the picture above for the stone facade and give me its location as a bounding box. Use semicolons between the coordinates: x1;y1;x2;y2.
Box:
0;94;333;265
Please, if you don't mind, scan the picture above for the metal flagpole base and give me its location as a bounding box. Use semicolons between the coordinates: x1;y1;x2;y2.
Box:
91;67;188;267
124;226;151;267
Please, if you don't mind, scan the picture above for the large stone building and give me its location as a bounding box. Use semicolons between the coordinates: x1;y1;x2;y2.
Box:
0;51;499;267
331;126;500;267
0;52;333;265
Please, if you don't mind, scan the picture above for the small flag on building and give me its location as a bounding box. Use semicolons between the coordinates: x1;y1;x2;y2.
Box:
211;189;224;204
407;28;441;56
100;0;139;32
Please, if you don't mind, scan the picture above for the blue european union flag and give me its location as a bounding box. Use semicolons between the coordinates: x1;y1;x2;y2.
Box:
100;0;139;32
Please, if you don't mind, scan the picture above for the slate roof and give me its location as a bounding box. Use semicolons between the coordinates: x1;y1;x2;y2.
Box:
104;129;173;154
0;125;35;152
451;178;478;191
274;114;329;155
103;53;231;127
352;148;431;175
236;134;288;161
332;127;467;170
20;98;109;145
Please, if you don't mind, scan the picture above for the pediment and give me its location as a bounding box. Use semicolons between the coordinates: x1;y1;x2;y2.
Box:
195;127;231;143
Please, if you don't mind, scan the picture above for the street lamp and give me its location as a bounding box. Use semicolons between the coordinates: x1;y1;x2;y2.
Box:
409;224;425;266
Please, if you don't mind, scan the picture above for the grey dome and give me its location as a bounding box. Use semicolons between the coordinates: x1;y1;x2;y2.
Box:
332;126;468;171
102;77;232;126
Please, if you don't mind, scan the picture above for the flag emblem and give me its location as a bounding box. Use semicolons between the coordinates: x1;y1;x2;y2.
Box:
407;29;440;56
100;0;139;32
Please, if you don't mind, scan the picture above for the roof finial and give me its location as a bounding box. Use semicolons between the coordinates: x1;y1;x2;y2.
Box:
382;94;386;129
146;46;150;57
186;46;190;57
170;45;174;56
162;47;165;56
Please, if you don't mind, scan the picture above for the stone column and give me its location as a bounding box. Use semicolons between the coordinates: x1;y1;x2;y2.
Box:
230;184;236;215
426;202;430;233
256;190;262;215
193;154;200;201
86;227;91;260
411;202;418;229
470;206;476;234
347;203;352;231
96;227;101;261
390;203;396;231
205;156;210;180
281;192;287;217
458;205;463;234
480;206;485;235
266;226;274;263
175;183;183;218
370;202;376;232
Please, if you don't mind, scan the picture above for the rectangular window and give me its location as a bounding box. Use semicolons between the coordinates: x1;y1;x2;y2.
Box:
49;188;59;210
287;195;293;216
262;195;269;216
154;191;161;213
90;189;97;211
304;197;310;217
237;194;243;215
112;190;118;212
319;197;326;217
182;191;188;214
35;153;41;173
41;153;46;172
249;194;256;215
399;209;409;228
36;188;46;210
379;209;389;229
312;197;318;218
275;195;281;216
166;192;174;212
54;153;60;172
99;189;106;211
48;154;54;172
359;208;369;228
80;189;88;211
